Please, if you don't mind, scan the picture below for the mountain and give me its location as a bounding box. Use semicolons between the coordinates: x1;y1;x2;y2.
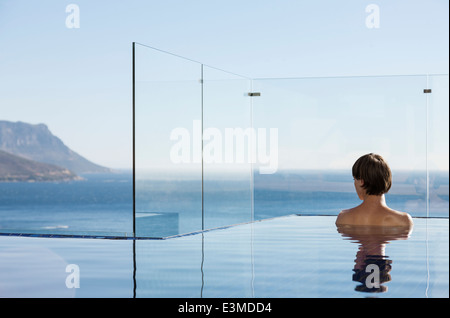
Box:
0;149;82;182
0;120;111;174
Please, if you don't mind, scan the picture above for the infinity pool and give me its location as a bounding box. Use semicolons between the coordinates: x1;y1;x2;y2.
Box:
0;215;448;298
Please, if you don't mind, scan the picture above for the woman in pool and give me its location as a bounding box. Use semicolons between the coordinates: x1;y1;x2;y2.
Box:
336;153;413;227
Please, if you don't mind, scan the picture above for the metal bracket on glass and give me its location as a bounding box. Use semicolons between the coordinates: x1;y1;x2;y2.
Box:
248;92;261;97
423;89;432;94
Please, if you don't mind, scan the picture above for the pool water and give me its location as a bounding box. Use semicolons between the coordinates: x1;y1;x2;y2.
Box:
0;216;448;298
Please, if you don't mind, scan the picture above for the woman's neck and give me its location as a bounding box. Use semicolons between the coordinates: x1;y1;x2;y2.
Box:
361;194;387;207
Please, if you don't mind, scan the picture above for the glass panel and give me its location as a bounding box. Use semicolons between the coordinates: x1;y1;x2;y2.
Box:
252;75;428;219
427;75;449;217
0;174;132;237
202;66;253;230
135;229;254;297
134;43;203;237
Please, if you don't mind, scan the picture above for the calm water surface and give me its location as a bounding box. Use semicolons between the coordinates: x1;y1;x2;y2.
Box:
0;216;447;298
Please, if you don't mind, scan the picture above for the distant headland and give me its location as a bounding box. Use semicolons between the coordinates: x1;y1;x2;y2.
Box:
0;120;112;182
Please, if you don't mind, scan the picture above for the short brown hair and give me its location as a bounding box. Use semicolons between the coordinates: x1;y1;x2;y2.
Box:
352;153;392;195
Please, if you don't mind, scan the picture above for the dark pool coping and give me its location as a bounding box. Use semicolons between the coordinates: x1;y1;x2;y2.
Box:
0;214;288;240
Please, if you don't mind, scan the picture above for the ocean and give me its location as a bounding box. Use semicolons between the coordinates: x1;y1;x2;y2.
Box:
0;172;134;236
0;170;448;238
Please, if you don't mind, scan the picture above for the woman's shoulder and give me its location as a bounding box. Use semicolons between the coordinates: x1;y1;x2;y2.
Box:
335;207;357;225
336;206;413;227
387;209;414;227
379;207;414;227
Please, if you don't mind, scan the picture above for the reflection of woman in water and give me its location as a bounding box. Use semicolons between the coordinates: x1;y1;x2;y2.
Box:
336;153;414;293
337;225;413;293
336;153;413;227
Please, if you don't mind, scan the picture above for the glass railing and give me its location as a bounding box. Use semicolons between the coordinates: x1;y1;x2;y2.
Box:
134;42;203;238
202;65;253;231
134;43;448;238
133;43;254;238
251;75;436;219
427;75;449;217
0;44;447;238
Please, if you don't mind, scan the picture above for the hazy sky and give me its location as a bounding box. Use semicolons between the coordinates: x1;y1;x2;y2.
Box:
0;0;448;170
